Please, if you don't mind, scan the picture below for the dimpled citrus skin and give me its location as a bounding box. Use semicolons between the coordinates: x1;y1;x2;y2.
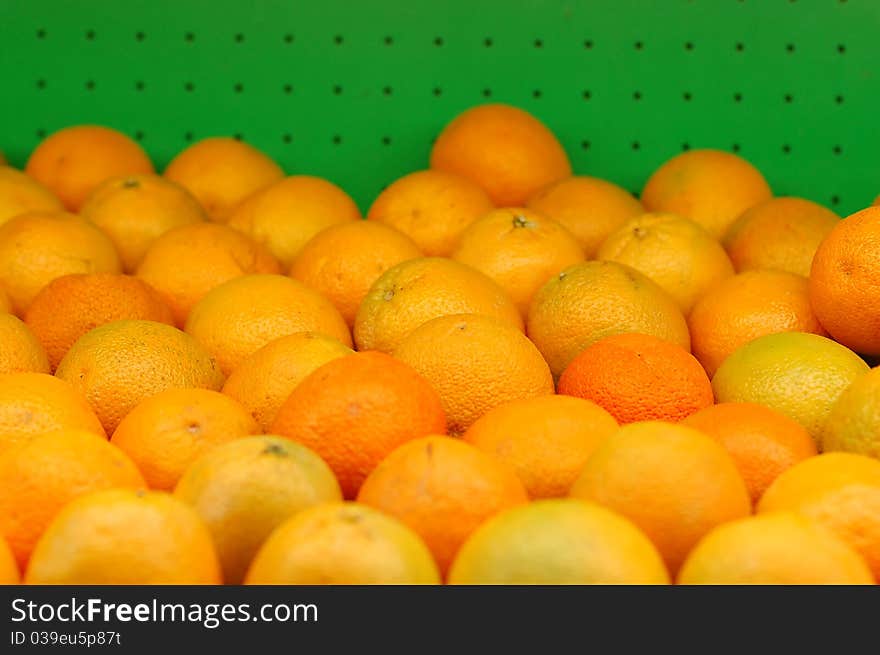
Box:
527;176;645;257
393;314;554;435
354;257;523;354
526;260;691;379
0;535;19;584
25;273;175;370
185;274;352;376
570;421;750;573
0;373;105;452
0;166;63;226
0;211;121;315
174;436;342;584
221;332;353;431
448;499;669;585
430;104;572;206
711;332;869;442
0;314;50;374
55;320;226;435
677;513;873;585
25;489;221;585
271;351;446;499
244;502;440;585
357;436;529;574
451;207;584;317
0;430;145;569
822;367;880;459
462;395;618;499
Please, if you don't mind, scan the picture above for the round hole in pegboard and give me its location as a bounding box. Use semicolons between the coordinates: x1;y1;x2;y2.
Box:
36;128;46;138
483;37;493;47
683;91;692;102
631;141;641;151
383;86;393;96
532;89;542;99
633;91;642;101
831;195;841;206
835;94;845;104
283;33;294;44
833;145;843;155
85;80;95;91
135;80;145;91
583;39;593;49
482;88;492;98
684;41;694;51
434;36;444;46
630;190;640;199
135;31;145;42
184;131;194;142
184;82;194;92
233;133;243;141
634;40;643;50
732;143;742;153
786;43;795;53
184;32;195;43
36;28;46;39
681;143;691;151
234;83;244;93
134;130;145;142
283;83;293;94
534;38;543;48
433;86;442;97
282;133;293;144
381;136;392;146
733;92;743;103
782;144;792;154
784;93;794;103
582;90;592;101
35;79;46;90
735;42;744;52
333;84;343;95
581;140;591;150
332;135;342;145
85;29;95;41
383;35;393;46
234;33;245;43
837;44;846;54
334;34;344;45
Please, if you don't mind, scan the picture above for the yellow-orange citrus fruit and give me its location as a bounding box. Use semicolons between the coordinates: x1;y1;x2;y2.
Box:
0;287;10;314
678;512;872;585
448;499;669;585
222;332;353;431
462;395;618;499
822;366;880;459
527;176;645;257
0;430;145;568
641;149;772;238
245;502;440;585
55;319;225;434
723;196;840;277
597;213;734;314
526;260;690;378
136;222;280;326
80;174;206;272
688;270;827;377
393;314;554;435
174;436;342;584
185;274;352;376
430;104;571;206
25;125;154;211
570;421;750;573
163;137;284;220
25;273;174;370
25;489;220;584
227;175;361;267
0;535;19;584
111;388;259;491
0;314;50;375
451;207;584;316
290;220;422;327
0;211;121;314
367;169;494;256
357;436;529;574
354;257;522;353
0;166;63;226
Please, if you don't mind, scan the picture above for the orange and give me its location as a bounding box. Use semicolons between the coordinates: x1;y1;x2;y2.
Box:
0;286;9;314
227;175;361;267
136;222;280;326
244;502;440;585
641;149;772;238
174;436;342;584
558;333;713;424
0;535;19;584
822;366;880;459
55;319;225;434
689;270;827;377
111;389;259;491
810;205;880;355
80;174;206;272
527;176;645;257
430;103;571;206
367;169;494;257
354;257;522;353
570;421;750;573
0;314;50;374
393;313;553;435
711;332;869;441
25;489;220;584
25;273;174;370
0;429;145;568
723;197;840;277
0;166;63;225
678;513;872;585
0;373;105;452
0;211;121;315
25;126;154;211
290;220;422;327
222;332;353;431
271;351;446;498
451;207;584;316
683;403;817;504
758;453;880;580
462;395;618;498
163;137;284;220
526;260;690;378
357;435;529;574
185;274;352;376
448;499;669;585
597;213;734;314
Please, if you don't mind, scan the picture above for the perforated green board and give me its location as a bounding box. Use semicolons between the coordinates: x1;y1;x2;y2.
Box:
1;0;878;215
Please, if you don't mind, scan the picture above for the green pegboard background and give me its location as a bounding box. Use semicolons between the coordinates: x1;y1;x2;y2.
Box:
1;0;878;215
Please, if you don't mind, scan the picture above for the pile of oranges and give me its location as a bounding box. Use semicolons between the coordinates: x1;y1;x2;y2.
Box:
1;103;880;585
